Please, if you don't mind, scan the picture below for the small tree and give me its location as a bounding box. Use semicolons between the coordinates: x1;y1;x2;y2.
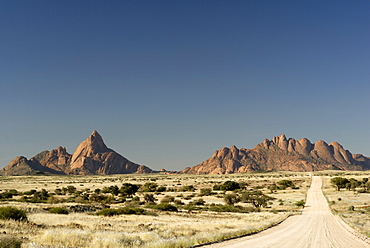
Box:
102;185;120;196
277;180;295;189
140;183;158;192
220;181;240;191
331;177;350;191
346;178;361;191
66;186;77;194
240;191;275;208
120;183;139;197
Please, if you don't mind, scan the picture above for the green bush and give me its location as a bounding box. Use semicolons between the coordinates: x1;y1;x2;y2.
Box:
199;188;213;196
224;194;238;206
96;208;119;216
140;182;158;192
119;207;145;215
295;200;305;207
160;196;175;204
49;207;69;215
213;181;240;191
23;189;36;195
277;180;295;189
208;204;257;213
180;185;196;192
96;207;146;216
190;198;205;205
0;207;27;221
151;203;178;212
0;236;23;248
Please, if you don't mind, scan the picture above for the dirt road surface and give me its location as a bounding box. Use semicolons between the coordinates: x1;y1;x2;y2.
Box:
203;176;370;248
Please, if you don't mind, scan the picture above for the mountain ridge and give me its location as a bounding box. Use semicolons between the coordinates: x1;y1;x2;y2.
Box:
1;131;152;176
181;134;370;174
2;133;370;175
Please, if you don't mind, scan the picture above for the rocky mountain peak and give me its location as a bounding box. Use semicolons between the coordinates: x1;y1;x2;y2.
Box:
182;134;370;174
69;130;152;175
70;131;109;164
1;130;153;176
85;130;109;153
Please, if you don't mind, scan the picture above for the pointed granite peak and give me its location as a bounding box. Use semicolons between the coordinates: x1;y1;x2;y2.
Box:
70;131;109;166
85;130;109;153
69;130;152;175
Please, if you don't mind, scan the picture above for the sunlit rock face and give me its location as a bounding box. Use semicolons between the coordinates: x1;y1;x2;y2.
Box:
182;134;370;174
2;130;152;175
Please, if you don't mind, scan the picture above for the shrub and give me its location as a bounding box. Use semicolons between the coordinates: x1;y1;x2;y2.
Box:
268;184;278;192
220;181;240;191
151;203;178;212
213;185;221;190
224;194;238;206
96;208;119;216
144;193;156;203
208;204;257;213
277;180;295;189
191;198;205;205
156;186;167;192
180;185;196;192
199;188;213;196
140;182;158;192
23;189;36;195
96;207;146;216
295;200;305;207
49;207;69;215
102;185;119;196
160;196;175;204
174;199;184;205
0;206;27;221
121;207;145;215
183;204;202;211
0;236;23;248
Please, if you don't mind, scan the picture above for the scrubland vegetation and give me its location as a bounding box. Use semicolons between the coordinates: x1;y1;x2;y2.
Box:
0;172;311;247
318;171;370;238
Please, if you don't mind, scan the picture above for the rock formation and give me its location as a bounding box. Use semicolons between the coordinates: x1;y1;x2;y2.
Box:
1;131;152;176
2;133;370;176
69;130;152;175
182;134;370;174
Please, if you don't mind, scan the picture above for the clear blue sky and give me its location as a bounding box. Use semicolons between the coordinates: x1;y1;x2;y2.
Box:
1;1;369;171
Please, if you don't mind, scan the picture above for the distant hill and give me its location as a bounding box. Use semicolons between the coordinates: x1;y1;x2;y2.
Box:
1;131;153;176
181;134;370;174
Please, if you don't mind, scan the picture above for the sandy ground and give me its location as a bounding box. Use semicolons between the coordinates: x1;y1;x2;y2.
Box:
203;176;370;248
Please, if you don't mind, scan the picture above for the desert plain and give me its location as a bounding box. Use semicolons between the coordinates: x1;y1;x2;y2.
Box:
0;171;368;247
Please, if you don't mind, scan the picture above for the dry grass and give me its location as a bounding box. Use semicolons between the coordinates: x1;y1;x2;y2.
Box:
21;211;287;248
319;170;370;237
0;172;311;247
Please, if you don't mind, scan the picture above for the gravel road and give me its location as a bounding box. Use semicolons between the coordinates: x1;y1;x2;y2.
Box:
203;176;370;248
